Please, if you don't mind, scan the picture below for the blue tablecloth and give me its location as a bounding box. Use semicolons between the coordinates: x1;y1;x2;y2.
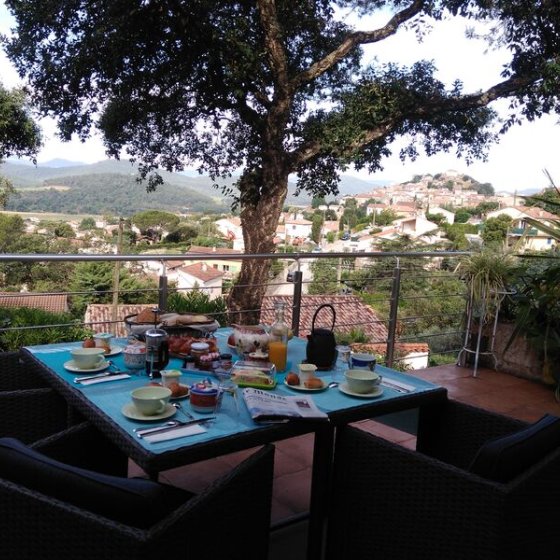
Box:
25;328;438;454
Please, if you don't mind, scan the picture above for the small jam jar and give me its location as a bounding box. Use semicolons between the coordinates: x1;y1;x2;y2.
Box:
220;353;233;371
123;343;146;370
189;382;219;413
190;342;210;366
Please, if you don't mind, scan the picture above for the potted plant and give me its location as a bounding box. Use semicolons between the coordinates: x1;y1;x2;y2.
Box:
457;249;518;370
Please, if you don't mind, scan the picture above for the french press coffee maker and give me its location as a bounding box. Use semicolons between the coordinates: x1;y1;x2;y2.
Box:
145;328;169;379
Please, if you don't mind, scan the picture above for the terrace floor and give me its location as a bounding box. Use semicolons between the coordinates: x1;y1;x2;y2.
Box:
130;363;560;558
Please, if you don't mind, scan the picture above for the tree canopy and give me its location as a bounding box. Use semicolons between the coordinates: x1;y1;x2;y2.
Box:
0;82;41;207
4;0;560;320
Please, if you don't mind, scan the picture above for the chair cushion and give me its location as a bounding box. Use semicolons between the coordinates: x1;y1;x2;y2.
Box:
469;414;560;483
0;437;192;528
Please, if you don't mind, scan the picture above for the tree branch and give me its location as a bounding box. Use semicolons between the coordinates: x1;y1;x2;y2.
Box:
290;71;542;168
257;0;290;96
292;0;426;88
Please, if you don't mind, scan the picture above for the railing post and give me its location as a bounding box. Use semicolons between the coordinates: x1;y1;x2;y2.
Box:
158;261;168;311
291;270;303;337
386;260;401;368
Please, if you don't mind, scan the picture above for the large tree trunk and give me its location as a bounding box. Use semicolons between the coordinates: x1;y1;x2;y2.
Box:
227;169;288;324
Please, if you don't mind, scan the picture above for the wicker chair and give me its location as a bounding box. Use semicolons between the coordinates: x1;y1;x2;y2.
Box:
0;351;50;391
326;400;560;560
0;421;275;560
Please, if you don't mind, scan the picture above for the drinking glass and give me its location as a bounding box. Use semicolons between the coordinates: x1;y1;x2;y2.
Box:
334;345;351;384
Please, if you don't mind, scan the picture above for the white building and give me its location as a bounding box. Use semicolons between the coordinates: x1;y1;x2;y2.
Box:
167;262;224;300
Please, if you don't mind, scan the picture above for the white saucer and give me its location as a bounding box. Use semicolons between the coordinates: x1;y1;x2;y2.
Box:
284;379;327;392
64;360;110;373
121;403;177;421
338;383;383;399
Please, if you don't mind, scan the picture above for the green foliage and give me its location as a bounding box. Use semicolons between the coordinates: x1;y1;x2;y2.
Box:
6;172;227;215
308;258;340;295
79;217;97;230
0;308;90;351
0;83;41;163
441;222;479;249
69;262;158;317
7;0;560;316
454;209;472;223
459;249;518;315
164;223;199;243
166;290;228;326
481;215;512;246
311;213;324;244
131;210;181;242
326;231;336;243
506;260;560;382
334;328;369;346
374;208;399;226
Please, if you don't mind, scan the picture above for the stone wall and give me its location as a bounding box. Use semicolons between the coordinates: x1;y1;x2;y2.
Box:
479;321;544;382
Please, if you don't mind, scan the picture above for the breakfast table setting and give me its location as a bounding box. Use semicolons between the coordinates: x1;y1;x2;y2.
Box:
22;327;447;560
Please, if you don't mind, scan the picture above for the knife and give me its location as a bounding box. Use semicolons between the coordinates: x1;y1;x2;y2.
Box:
73;371;128;383
136;417;215;438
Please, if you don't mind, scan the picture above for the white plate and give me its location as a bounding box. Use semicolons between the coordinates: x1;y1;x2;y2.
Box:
284;379;327;392
105;345;124;357
63;360;111;373
338;383;383;399
121;403;177;421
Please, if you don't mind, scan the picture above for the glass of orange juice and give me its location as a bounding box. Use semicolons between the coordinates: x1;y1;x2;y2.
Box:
268;340;287;372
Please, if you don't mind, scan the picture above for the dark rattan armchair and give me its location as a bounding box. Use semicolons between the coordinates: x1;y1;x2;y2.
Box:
326;400;560;560
0;420;275;560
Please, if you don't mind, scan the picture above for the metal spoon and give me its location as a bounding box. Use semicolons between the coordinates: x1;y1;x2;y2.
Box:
172;401;194;420
328;381;339;388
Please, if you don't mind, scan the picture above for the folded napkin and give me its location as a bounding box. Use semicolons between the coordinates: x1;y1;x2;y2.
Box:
79;373;131;386
383;377;416;392
144;423;208;444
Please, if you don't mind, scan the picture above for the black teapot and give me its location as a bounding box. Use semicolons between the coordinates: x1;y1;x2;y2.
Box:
306;304;337;370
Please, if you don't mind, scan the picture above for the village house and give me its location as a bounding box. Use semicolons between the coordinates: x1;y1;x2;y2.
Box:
486;205;558;252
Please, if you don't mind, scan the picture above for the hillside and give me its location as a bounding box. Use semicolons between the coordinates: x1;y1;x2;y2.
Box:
5;172;230;215
1;159;390;213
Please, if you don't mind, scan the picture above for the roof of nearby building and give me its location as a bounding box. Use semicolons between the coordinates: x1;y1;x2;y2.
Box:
285;219;313;225
0;292;69;314
260;295;388;342
179;262;224;282
187;245;242;255
85;304;158;337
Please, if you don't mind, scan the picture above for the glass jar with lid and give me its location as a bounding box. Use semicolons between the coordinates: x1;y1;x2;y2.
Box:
190;341;210;366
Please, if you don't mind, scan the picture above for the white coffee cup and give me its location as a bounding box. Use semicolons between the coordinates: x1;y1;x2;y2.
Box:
93;332;113;352
131;386;172;416
298;363;318;384
70;347;106;370
344;369;382;394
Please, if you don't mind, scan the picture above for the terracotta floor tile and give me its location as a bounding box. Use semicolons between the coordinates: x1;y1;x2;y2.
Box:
273;470;312;514
353;419;413;444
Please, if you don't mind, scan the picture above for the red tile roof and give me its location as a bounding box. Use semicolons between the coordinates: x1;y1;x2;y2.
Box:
260;295;388;342
85;304;158;337
180;262;224;282
0;292;69;314
187;246;242;255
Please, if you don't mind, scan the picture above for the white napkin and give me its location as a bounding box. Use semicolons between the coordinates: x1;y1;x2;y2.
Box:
383;377;416;392
144;424;208;443
78;374;131;386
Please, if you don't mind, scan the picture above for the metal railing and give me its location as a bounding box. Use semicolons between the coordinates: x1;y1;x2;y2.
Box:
0;250;470;369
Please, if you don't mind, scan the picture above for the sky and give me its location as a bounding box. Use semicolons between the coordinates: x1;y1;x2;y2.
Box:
1;3;559;193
